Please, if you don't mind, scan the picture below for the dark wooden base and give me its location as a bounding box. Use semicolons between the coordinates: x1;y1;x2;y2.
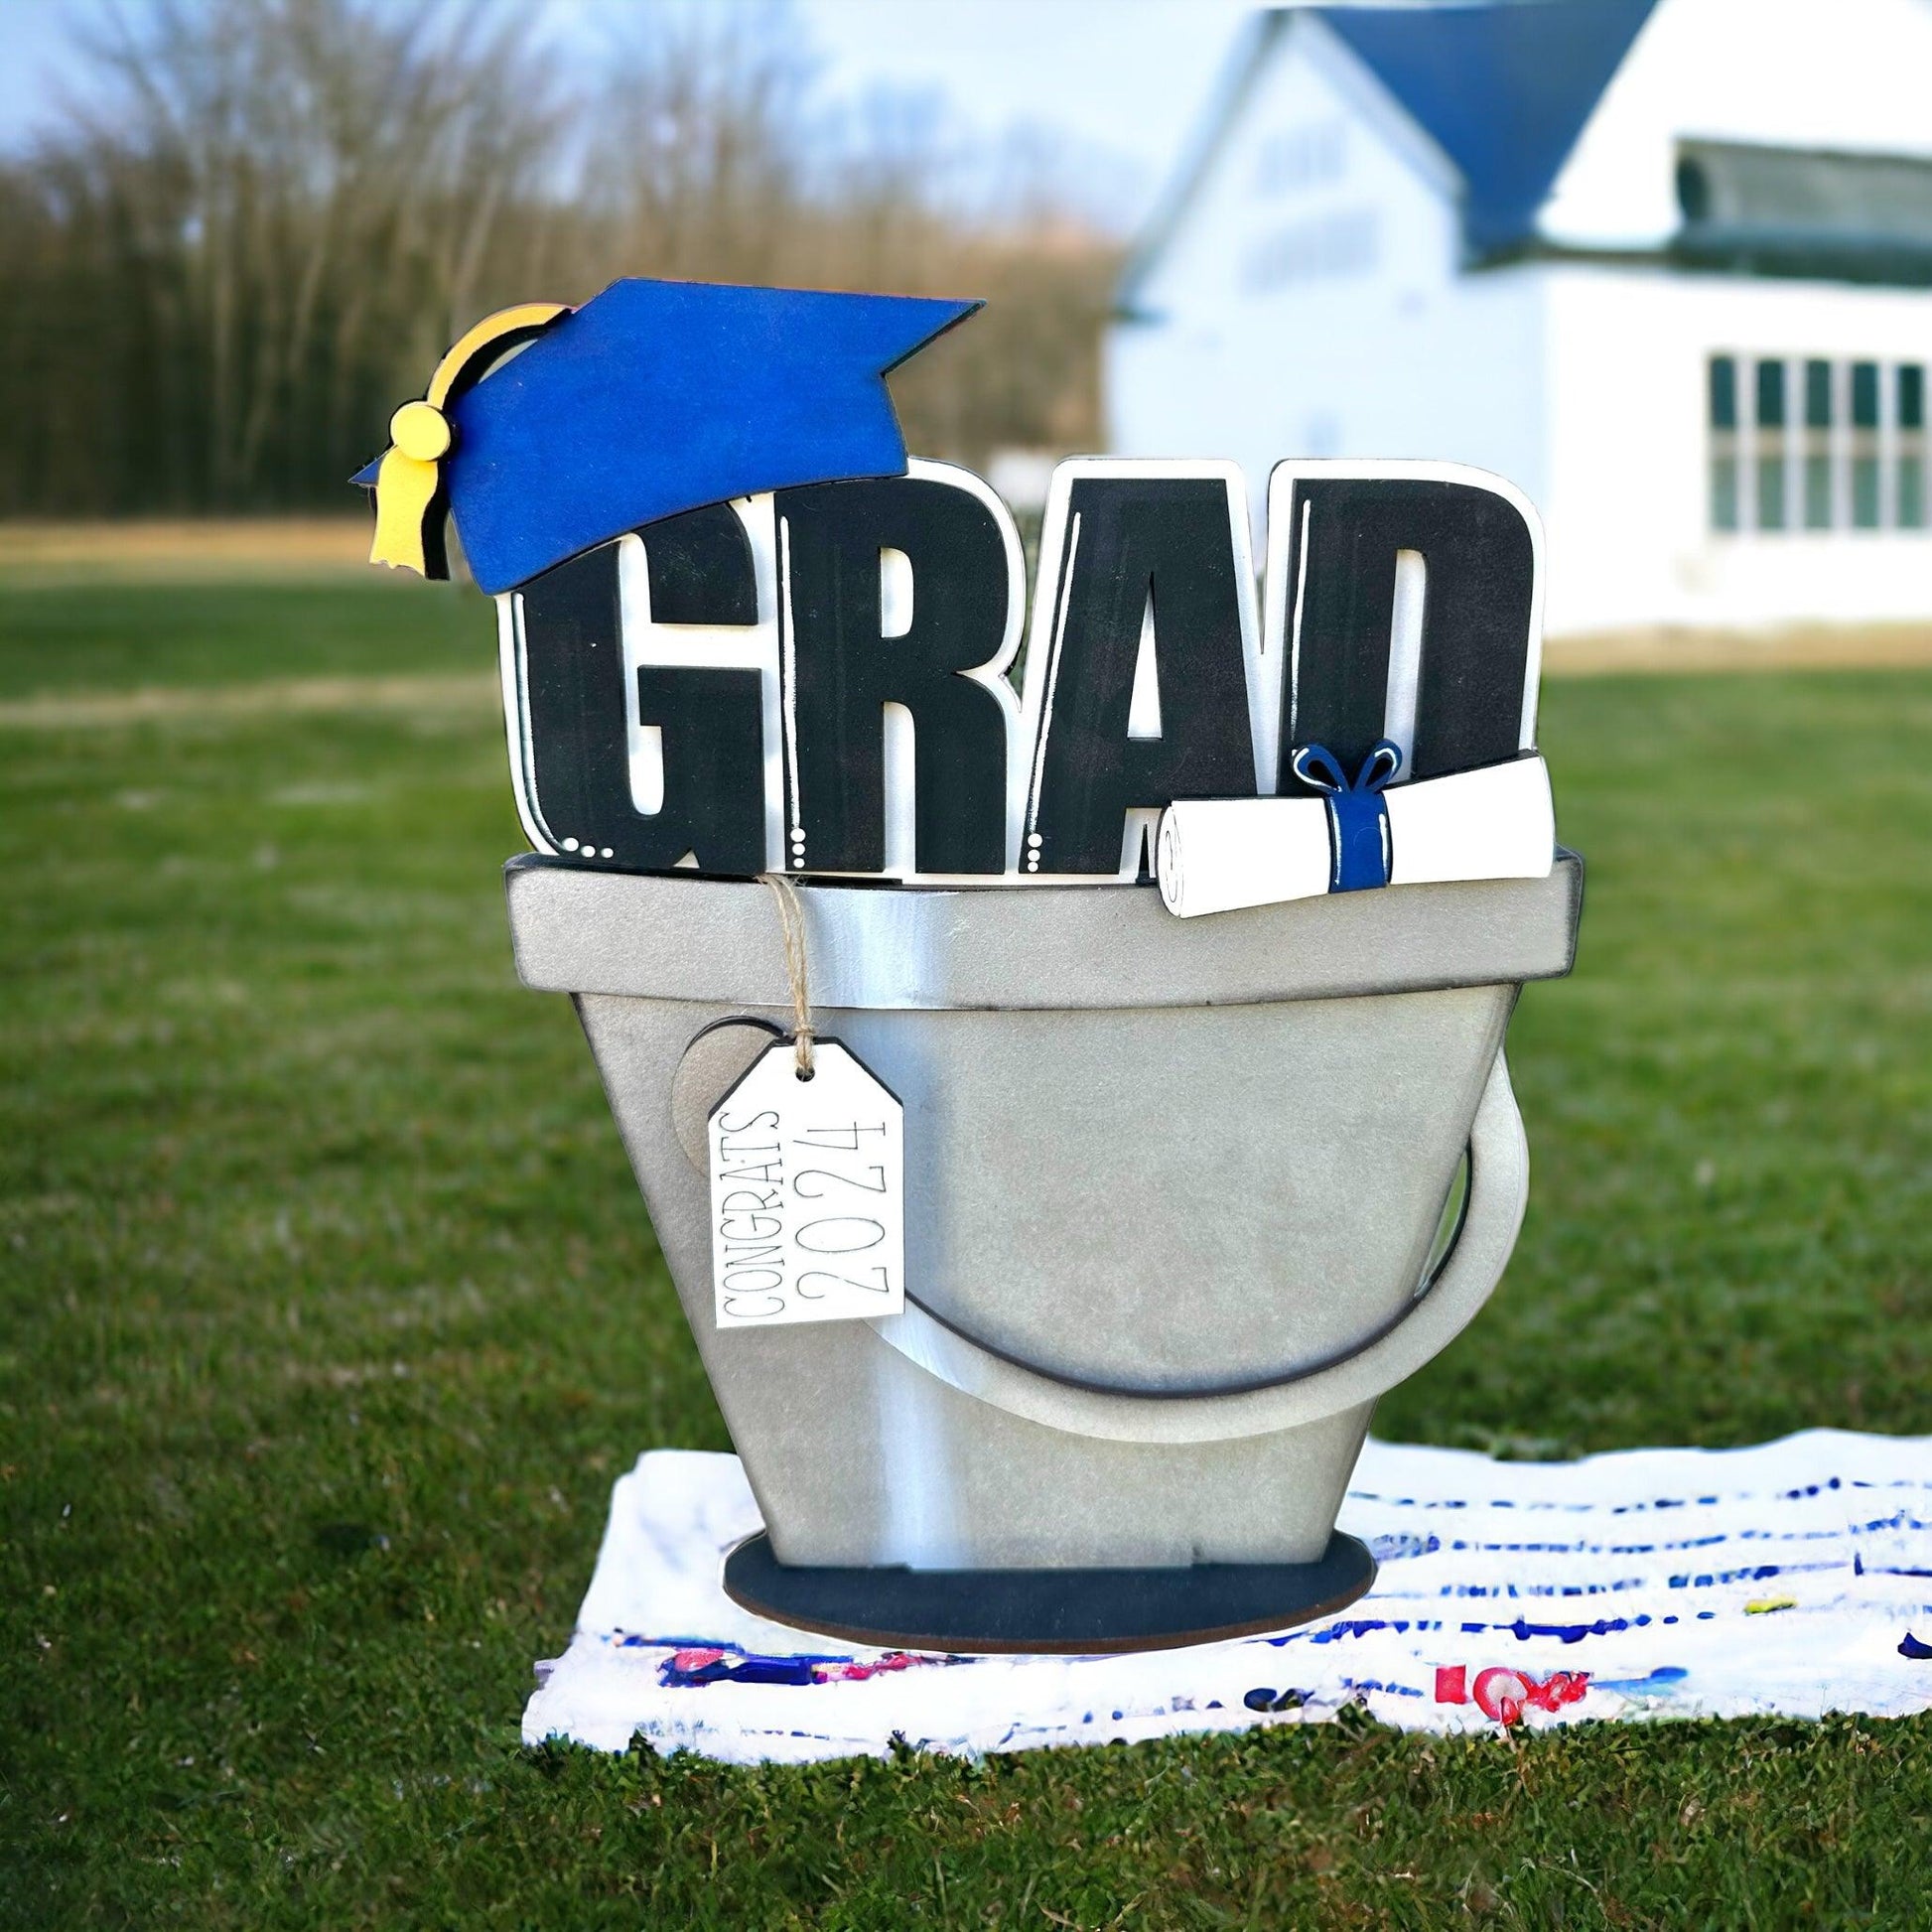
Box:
720;1532;1377;1655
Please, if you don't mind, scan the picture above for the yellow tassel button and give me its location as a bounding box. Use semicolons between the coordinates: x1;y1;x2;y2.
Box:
390;400;453;462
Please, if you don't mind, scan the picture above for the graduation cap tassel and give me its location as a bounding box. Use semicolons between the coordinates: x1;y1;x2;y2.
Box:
363;301;570;580
368;412;450;577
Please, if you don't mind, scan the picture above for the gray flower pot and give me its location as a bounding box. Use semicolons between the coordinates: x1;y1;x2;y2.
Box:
507;856;1581;1604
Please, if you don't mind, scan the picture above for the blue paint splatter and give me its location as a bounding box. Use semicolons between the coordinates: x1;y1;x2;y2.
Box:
1244;1687;1306;1713
1499;1615;1649;1644
1667;1563;1790;1588
1367;1532;1441;1561
1593;1667;1690;1695
620;1632;848;1661
1310;1619;1412;1644
662;1653;820;1688
1899;1633;1932;1660
1340;1677;1425;1700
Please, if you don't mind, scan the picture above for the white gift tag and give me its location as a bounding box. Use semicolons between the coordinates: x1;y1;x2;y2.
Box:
708;1037;905;1328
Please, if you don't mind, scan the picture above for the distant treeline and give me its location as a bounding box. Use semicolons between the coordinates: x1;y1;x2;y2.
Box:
0;0;1121;519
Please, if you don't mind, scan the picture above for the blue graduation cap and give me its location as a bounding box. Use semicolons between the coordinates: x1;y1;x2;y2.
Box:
354;278;980;596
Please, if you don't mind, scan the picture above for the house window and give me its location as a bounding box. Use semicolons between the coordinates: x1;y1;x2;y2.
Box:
1712;353;1931;535
1709;355;1738;532
1241;207;1378;293
1852;361;1880;528
1898;364;1925;529
1255;122;1346;197
1753;358;1787;530
1804;358;1833;529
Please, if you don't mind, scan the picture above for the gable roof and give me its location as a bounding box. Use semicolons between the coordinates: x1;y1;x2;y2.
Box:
1318;0;1659;251
1118;0;1657;313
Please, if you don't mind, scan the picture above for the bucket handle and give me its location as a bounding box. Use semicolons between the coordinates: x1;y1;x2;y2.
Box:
866;1050;1529;1445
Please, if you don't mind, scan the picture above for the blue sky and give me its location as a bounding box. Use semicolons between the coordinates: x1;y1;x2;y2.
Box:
0;0;1261;231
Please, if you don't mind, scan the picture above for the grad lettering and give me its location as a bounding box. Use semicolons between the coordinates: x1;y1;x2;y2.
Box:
775;466;1021;875
1269;469;1538;792
513;504;766;873
1020;467;1261;875
505;460;1541;883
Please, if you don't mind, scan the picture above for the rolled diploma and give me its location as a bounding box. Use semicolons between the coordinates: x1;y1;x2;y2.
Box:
1156;755;1555;918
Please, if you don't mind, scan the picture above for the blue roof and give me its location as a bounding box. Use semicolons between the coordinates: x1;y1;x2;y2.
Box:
1315;0;1659;251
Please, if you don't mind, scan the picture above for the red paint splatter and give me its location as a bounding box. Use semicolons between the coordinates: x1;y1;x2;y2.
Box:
1435;1664;1588;1725
815;1652;930;1683
670;1647;727;1672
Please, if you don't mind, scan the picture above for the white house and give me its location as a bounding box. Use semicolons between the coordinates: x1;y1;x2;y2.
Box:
1108;0;1932;635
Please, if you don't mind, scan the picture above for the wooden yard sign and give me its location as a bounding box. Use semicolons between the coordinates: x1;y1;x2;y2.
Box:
358;279;1579;1653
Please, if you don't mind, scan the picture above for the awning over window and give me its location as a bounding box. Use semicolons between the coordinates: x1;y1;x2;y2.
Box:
1674;139;1932;285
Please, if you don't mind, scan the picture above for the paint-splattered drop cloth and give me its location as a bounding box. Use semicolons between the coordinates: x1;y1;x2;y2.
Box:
523;1432;1932;1763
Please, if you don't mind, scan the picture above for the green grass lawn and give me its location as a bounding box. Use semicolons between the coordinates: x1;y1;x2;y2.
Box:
0;579;480;701
3;578;1931;1927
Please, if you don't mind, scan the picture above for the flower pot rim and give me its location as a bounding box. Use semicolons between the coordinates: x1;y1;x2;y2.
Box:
505;851;1583;1013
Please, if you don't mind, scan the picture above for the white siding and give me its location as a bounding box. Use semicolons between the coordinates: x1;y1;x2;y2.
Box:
1542;0;1932;249
1543;266;1932;632
1106;19;1549;533
1107;0;1932;634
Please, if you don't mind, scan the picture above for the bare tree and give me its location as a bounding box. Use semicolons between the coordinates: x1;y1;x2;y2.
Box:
577;6;1118;469
0;0;1121;517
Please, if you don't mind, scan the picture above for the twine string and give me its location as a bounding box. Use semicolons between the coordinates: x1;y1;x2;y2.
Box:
759;872;815;1078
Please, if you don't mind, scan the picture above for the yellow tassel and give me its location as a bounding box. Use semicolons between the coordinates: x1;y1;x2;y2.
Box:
365;302;569;580
368;404;452;575
368;448;443;574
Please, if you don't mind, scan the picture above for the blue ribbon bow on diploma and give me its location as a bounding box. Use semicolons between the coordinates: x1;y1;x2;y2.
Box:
1291;740;1404;892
